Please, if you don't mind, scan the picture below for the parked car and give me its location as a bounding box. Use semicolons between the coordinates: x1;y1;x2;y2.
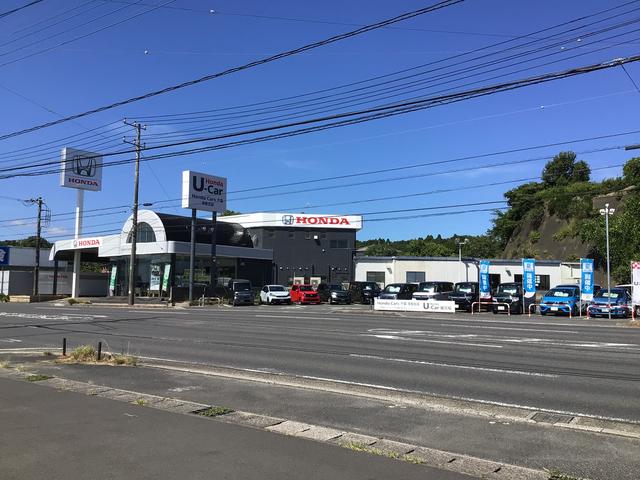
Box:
348;281;381;304
378;283;418;300
290;284;321;304
317;283;351;304
539;285;581;316
259;285;291;305
223;279;254;306
449;282;490;312
412;281;454;301
492;282;523;314
588;288;632;318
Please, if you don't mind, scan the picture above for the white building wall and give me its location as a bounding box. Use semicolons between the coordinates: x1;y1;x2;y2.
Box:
355;257;578;291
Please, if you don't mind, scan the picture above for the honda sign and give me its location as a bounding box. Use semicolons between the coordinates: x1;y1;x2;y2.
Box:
182;170;227;213
60;147;103;191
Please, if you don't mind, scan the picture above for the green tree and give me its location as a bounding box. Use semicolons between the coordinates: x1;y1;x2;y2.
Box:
623;157;640;186
404;239;454;257
541;151;590;186
220;210;241;216
363;242;400;256
0;236;52;248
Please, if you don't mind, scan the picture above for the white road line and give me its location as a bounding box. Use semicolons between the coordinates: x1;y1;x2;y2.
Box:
349;353;558;378
441;324;580;334
0;339;21;343
364;334;503;349
255;314;338;321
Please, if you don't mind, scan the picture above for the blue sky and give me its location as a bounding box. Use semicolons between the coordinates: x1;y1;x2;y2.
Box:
1;0;640;242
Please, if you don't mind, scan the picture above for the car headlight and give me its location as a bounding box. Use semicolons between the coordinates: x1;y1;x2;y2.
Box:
331;292;338;297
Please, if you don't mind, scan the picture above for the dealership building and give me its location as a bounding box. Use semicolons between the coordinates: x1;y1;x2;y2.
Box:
49;210;362;298
354;256;581;291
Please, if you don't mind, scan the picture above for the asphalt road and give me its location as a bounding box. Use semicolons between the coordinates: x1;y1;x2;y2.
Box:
1;303;639;421
0;378;466;480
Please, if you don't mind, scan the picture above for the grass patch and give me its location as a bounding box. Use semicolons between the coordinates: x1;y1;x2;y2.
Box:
548;470;585;480
25;374;52;382
0;361;9;369
111;354;138;366
342;441;425;464
197;406;234;417
71;345;96;361
134;398;146;406
43;351;54;357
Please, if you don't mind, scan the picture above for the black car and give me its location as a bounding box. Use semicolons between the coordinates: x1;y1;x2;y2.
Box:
317;283;351;304
222;279;254;306
348;281;381;304
492;282;523;314
412;281;454;301
449;282;490;312
378;283;418;300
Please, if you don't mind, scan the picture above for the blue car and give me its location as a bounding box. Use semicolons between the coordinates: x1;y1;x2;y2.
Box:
539;285;582;316
588;288;632;318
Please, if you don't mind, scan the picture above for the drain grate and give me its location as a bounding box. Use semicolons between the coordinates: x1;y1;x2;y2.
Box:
531;412;574;424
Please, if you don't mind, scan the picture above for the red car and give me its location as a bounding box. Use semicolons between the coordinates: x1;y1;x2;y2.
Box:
290;284;321;304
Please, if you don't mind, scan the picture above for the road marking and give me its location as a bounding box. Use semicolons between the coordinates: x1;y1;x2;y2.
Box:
255;314;338;321
0;312;105;321
0;338;21;343
349;353;558;378
441;324;580;334
364;334;503;348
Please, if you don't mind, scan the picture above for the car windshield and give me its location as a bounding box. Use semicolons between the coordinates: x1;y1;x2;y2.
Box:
300;285;314;292
329;285;344;291
498;285;519;294
597;290;622;299
418;283;437;293
269;286;286;292
234;282;251;291
384;285;401;293
455;283;475;293
547;288;573;298
363;283;377;290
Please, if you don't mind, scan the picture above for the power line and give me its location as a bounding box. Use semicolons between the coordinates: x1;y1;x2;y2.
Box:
0;0;465;141
0;0;44;20
2;54;639;180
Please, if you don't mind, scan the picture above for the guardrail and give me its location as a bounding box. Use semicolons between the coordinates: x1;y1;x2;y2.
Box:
528;303;538;317
471;301;509;315
199;295;223;307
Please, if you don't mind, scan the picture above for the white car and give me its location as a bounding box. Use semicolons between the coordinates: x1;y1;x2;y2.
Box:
259;285;292;305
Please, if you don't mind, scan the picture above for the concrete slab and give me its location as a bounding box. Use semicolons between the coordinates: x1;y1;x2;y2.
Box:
371;438;416;456
295;426;344;442
266;420;311;435
220;411;285;428
333;432;379;446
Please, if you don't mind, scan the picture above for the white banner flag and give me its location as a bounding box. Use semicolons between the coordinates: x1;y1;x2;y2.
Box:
632;262;640;305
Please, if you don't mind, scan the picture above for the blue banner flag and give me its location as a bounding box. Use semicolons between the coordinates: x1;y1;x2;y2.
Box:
479;260;491;299
0;246;9;266
580;258;594;301
522;258;536;299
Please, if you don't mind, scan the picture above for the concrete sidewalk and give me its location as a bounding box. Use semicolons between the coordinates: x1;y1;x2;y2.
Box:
0;377;468;480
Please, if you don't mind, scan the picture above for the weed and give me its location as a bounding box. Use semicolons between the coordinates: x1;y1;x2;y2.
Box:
71;345;96;361
134;398;146;406
197;406;234;417
548;470;584;480
342;442;424;464
88;390;98;396
43;351;53;357
0;293;9;302
67;298;78;305
25;374;51;382
0;361;9;369
111;354;138;366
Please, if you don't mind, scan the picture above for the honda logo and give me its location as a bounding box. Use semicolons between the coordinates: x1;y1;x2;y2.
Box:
282;215;294;225
72;155;97;177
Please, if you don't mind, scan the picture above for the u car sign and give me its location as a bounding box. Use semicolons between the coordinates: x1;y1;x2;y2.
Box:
60;147;103;191
182;170;227;213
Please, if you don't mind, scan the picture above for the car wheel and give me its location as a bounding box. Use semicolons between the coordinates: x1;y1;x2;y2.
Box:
540;311;546;316
492;309;498;315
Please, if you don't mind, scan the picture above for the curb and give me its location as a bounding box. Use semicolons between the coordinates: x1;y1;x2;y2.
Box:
0;367;550;480
139;358;640;441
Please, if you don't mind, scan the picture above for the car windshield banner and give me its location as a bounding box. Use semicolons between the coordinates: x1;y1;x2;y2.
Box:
580;258;595;301
632;262;640;306
479;260;491;299
0;246;9;266
522;258;536;299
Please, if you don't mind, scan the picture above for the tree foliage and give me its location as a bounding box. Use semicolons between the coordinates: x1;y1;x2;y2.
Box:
0;236;52;248
541;151;590;186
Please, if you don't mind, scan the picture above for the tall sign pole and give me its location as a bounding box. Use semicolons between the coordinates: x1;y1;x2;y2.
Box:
182;170;227;300
60;147;103;298
124;120;146;306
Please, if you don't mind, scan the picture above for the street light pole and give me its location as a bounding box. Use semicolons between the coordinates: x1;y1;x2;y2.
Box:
599;203;615;320
457;238;468;283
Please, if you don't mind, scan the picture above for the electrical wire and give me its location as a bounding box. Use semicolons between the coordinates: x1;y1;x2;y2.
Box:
0;0;466;141
0;0;44;20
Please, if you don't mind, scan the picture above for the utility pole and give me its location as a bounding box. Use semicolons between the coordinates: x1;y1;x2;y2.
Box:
25;197;49;297
456;238;468;283
123;120;146;306
600;203;615;321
